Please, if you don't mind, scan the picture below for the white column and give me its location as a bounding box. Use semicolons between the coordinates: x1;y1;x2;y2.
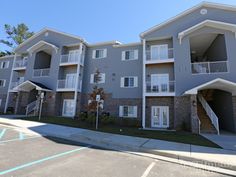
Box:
4;54;17;113
142;39;146;128
73;43;83;117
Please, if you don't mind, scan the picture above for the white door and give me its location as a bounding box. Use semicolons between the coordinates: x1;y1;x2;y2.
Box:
62;99;75;117
151;106;169;128
151;74;169;92
65;74;76;88
68;50;80;62
151;44;168;60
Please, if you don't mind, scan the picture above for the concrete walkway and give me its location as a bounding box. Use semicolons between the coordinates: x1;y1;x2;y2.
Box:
0;117;236;174
202;133;236;151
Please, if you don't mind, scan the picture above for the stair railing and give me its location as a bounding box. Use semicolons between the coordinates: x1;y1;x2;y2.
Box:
26;100;37;116
198;94;220;135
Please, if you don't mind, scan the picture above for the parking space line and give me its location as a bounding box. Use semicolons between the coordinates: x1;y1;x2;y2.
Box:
0;136;41;144
141;162;155;177
0;129;6;140
0;146;89;176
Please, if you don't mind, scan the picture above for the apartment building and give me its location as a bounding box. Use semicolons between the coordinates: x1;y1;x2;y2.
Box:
1;2;236;134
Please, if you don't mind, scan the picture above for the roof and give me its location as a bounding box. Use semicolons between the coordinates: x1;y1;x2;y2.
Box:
87;40;122;47
178;20;236;43
27;40;59;54
14;80;52;92
184;78;236;96
14;28;86;52
140;1;236;38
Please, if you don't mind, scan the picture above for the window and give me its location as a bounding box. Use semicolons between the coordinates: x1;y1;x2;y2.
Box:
92;49;107;59
119;106;137;118
0;99;2;107
122;50;138;60
121;77;138;88
0;80;6;87
0;61;9;69
90;73;105;84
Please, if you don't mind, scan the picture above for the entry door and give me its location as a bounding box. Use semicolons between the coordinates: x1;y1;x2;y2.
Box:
151;106;169;128
62;99;75;117
151;74;169;92
151;44;168;60
65;74;76;88
68;50;80;62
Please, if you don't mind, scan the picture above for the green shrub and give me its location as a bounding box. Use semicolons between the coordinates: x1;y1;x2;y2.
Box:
79;112;87;121
100;115;115;125
115;118;141;128
86;114;96;125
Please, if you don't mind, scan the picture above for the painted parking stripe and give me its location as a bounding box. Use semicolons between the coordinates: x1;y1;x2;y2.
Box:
19;132;24;140
0;146;89;175
0;136;40;144
141;162;155;177
0;129;6;139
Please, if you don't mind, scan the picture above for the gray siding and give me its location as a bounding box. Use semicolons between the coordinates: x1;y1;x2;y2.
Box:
82;44;143;98
143;7;236;95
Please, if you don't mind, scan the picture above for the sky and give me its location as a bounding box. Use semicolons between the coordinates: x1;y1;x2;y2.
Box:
1;0;236;51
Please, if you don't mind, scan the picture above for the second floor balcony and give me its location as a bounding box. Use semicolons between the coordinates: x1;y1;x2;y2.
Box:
60;51;83;66
57;79;82;92
10;79;24;91
33;68;50;77
145;80;175;96
191;61;228;74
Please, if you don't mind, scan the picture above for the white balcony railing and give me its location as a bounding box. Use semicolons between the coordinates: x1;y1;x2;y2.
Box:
146;48;174;61
146;81;175;93
60;54;80;64
191;61;228;74
57;79;82;91
14;59;27;69
33;68;50;77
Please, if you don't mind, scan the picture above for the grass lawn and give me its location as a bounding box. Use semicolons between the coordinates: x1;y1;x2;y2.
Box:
19;116;220;148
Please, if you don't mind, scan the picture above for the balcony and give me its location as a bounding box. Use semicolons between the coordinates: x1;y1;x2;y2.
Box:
145;81;175;96
60;53;83;66
146;48;174;64
57;79;82;91
191;61;228;74
13;59;27;70
33;68;50;77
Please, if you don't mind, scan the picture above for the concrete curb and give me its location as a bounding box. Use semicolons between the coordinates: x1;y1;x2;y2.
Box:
39;131;236;176
1;120;236;176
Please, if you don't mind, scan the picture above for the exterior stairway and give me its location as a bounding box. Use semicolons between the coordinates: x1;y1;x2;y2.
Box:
197;102;218;134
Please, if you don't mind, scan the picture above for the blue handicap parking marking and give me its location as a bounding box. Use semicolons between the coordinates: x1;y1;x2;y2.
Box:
0;146;89;175
0;128;6;140
19;132;24;140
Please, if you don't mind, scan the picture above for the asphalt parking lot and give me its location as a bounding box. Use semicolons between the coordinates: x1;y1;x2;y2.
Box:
0;124;231;177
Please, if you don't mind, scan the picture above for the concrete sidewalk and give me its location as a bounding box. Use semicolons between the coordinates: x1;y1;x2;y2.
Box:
0;117;236;175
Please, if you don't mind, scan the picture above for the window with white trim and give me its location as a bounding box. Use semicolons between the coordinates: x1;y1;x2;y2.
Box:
119;106;137;118
92;49;107;59
120;76;138;88
90;73;105;84
0;61;9;69
0;80;6;87
122;50;138;61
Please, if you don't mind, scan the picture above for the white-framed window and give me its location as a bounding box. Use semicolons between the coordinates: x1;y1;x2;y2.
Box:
90;73;105;84
122;50;138;61
92;49;107;59
120;76;138;88
0;80;6;87
0;99;2;107
119;106;137;118
0;61;9;69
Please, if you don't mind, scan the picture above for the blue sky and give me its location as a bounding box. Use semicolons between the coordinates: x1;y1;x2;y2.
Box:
1;0;236;51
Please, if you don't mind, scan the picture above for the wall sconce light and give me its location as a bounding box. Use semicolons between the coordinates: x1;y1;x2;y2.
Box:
192;100;197;107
